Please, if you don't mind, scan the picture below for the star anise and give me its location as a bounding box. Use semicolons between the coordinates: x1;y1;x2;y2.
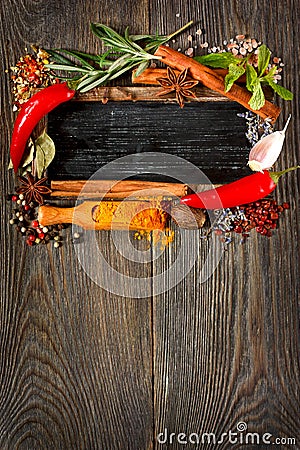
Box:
156;67;198;108
16;173;52;205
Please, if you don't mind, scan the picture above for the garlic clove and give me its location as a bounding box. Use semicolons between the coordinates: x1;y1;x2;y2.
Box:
248;115;291;171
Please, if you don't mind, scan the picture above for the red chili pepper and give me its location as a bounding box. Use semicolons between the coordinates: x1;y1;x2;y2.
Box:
10;82;75;172
180;167;299;209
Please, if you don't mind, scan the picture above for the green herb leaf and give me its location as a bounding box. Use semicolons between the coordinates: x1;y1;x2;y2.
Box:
260;66;277;83
194;52;239;69
249;80;265;110
46;64;90;73
78;73;111;93
45;49;75;65
35;132;56;179
245;63;258;92
134;60;149;78
53;49;95;70
224;63;245;92
266;78;293;100
257;44;271;77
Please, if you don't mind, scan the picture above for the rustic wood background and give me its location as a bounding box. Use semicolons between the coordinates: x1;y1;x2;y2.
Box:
1;1;299;449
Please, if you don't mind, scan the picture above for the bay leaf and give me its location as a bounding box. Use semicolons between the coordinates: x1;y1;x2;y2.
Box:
35;131;56;179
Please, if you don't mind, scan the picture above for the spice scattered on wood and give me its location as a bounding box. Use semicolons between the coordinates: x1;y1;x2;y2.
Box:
7;191;65;246
9;47;57;109
212;199;290;243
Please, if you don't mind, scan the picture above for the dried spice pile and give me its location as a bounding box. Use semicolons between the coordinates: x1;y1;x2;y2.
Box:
9;47;57;110
7;174;64;247
212;199;290;244
92;199;169;231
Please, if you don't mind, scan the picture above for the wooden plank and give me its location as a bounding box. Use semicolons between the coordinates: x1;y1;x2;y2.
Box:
1;1;299;449
76;85;232;102
151;0;300;447
0;1;154;449
47;101;251;184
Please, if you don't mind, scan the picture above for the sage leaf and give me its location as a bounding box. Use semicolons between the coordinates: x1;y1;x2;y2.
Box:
258;44;271;77
194;52;238;69
35;132;56;179
246;63;258;92
266;78;293;100
249;80;265;110
224;63;245;92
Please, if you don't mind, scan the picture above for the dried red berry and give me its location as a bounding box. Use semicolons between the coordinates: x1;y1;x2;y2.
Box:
32;220;39;228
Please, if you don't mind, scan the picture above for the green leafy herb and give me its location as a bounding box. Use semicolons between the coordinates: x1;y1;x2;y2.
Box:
249;80;265;110
46;24;293;110
194;52;238;69
224;63;245;92
265;78;293;100
245;63;258;92
35;132;56;179
257;44;271;77
46;22;193;92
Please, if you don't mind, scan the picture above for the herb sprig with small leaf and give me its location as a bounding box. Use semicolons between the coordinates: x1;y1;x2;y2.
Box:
46;21;193;92
195;44;293;110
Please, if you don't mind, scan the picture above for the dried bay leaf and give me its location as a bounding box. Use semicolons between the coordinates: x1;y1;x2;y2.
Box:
35;131;56;179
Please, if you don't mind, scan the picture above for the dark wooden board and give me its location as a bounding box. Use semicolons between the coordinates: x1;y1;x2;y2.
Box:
48;101;250;183
0;0;299;449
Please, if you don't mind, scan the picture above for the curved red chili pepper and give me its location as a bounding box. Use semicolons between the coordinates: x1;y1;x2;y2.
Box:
10;82;75;172
180;167;299;209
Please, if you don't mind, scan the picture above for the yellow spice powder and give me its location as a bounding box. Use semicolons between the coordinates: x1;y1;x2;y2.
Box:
92;199;168;231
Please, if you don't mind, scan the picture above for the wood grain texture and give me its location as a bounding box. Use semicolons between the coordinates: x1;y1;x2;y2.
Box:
151;0;300;449
0;1;299;449
1;1;153;449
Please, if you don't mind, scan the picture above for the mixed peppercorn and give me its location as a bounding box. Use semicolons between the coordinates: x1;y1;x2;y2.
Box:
211;199;290;245
7;174;66;247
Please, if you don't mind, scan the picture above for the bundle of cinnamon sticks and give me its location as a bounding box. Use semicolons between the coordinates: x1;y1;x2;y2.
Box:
132;45;281;123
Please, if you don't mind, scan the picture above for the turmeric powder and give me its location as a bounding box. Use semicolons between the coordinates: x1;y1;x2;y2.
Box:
92;198;169;231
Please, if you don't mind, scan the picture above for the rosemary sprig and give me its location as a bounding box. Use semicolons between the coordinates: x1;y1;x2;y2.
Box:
46;21;193;92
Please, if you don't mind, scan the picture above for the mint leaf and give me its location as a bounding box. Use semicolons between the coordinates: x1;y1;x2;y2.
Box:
258;44;271;76
267;78;293;100
249;80;265;110
245;63;258;92
224;63;245;92
260;66;277;83
194;52;238;69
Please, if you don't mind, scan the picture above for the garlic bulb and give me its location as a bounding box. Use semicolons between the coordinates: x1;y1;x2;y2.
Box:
248;115;291;172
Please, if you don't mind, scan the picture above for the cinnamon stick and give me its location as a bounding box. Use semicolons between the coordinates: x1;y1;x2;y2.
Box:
153;45;281;123
50;180;189;198
132;68;246;85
